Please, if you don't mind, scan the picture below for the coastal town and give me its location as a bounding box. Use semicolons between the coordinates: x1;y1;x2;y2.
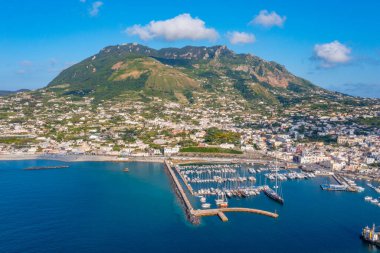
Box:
3;0;380;251
1;89;379;181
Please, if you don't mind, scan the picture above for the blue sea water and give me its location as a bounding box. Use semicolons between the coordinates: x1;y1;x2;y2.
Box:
0;160;379;253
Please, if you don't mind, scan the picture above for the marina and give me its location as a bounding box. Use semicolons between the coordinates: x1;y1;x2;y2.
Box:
164;161;279;223
176;162;297;207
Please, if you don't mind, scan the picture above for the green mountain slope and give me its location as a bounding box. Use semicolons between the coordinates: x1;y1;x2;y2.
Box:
48;43;324;104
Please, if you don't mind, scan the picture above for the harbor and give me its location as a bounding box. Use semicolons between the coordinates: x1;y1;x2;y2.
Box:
175;161;313;209
164;160;279;223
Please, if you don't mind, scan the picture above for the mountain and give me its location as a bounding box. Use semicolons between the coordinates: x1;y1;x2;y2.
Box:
0;89;30;97
47;43;335;105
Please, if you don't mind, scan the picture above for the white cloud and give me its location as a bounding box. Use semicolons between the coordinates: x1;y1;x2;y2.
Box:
227;31;255;45
126;13;219;41
19;60;33;67
16;69;27;75
89;1;103;17
314;41;351;68
250;10;286;28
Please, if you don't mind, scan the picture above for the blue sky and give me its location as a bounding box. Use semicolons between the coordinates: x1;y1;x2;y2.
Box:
1;0;379;98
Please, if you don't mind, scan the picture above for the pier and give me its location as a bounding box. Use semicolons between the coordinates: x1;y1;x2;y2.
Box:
164;160;278;224
333;174;360;192
332;174;345;185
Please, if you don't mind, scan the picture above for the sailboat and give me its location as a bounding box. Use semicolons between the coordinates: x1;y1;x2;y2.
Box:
218;193;228;208
264;160;284;205
215;192;228;208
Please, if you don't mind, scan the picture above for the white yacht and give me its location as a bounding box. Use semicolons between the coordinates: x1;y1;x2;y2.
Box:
201;203;211;209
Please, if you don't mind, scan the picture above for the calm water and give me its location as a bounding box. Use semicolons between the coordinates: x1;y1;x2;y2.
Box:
0;160;379;253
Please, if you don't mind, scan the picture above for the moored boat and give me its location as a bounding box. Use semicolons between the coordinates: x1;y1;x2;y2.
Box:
264;159;284;205
361;224;380;247
264;186;284;205
320;184;347;191
201;203;211;209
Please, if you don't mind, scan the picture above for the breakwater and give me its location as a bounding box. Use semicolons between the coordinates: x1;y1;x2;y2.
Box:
23;165;69;170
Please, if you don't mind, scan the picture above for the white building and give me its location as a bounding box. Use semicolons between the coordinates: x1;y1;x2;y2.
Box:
220;143;235;149
164;146;180;156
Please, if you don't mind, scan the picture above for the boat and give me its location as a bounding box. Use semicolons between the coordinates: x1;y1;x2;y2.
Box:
200;196;206;203
365;196;373;201
320;184;347;191
367;183;380;194
355;186;365;192
215;192;228;208
361;224;380;247
218;202;228;208
239;190;247;198
264;186;284;205
264;159;284;205
201;203;211;209
123;168;129;172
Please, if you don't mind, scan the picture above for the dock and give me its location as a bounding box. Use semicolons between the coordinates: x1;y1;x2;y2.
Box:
332;174;359;192
332;174;345;185
218;212;228;222
164;160;279;224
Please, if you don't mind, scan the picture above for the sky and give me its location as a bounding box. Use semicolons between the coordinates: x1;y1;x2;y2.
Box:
1;0;379;98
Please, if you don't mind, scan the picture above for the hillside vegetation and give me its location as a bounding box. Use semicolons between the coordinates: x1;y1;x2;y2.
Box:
47;43;327;105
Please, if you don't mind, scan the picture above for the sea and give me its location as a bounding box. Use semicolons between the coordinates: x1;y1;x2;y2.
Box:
0;159;379;253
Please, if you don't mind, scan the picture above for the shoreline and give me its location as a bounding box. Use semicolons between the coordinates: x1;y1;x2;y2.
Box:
0;153;275;165
0;154;165;163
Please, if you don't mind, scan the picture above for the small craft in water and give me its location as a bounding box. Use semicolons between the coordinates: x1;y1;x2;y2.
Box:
361;224;380;247
201;203;211;209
